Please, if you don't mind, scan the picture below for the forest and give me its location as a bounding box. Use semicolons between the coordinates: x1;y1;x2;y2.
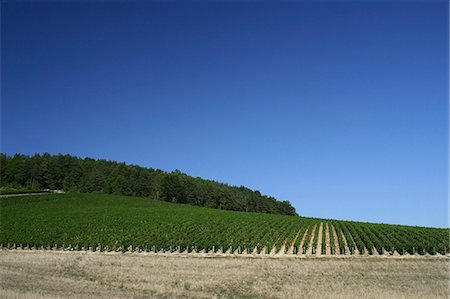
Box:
0;153;296;216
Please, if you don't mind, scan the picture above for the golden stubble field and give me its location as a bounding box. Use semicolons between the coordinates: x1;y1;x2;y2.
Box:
0;250;448;299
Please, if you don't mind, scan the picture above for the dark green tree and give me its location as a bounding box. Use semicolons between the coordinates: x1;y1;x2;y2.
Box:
0;153;298;216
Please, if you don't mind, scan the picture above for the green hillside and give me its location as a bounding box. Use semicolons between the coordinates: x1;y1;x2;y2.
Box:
0;153;296;216
1;193;448;256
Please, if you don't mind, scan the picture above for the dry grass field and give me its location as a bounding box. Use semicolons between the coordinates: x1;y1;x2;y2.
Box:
0;250;448;299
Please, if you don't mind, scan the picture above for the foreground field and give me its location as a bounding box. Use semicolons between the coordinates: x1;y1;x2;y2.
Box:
0;251;448;299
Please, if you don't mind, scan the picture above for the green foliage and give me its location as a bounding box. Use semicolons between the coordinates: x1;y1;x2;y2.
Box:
332;221;346;254
1;194;448;255
300;222;316;254
0;193;300;252
311;223;320;254
0;153;296;216
328;223;336;254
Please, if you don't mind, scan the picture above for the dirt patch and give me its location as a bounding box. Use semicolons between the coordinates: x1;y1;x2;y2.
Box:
0;192;51;198
297;228;309;255
306;224;317;255
316;222;323;255
277;240;287;256
340;230;351;255
325;223;331;255
331;224;340;255
287;225;303;254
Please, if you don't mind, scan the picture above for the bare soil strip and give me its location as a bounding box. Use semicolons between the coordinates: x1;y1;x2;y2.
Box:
277;240;287;256
325;222;331;255
1;250;448;299
331;224;340;254
259;246;267;255
0;192;51;198
340;230;351;255
297;228;309;255
306;224;317;255
269;231;285;255
373;246;381;256
316;222;323;255
287;225;303;254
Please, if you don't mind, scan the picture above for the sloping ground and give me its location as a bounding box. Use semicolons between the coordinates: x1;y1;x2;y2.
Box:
1;251;449;299
1;193;448;257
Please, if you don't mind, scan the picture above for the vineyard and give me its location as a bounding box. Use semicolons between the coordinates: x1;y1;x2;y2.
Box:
0;193;448;256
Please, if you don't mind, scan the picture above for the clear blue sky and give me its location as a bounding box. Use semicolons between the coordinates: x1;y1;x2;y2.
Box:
1;1;448;228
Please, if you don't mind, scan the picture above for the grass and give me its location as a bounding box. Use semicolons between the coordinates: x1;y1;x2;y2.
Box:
1;251;448;299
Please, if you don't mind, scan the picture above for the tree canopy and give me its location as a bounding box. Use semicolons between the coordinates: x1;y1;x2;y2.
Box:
0;153;297;216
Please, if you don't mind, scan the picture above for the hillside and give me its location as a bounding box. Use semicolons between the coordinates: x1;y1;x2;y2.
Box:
0;153;296;215
1;193;448;256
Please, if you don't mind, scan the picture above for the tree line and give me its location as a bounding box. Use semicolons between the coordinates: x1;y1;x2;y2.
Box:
0;153;297;216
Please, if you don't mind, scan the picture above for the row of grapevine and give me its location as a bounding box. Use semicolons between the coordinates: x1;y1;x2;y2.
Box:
332;221;347;254
302;227;311;254
292;221;310;254
1;193;449;256
328;223;336;255
339;222;357;254
313;222;323;254
321;223;327;254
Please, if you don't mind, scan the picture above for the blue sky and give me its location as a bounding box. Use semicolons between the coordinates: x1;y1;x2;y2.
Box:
1;1;448;227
